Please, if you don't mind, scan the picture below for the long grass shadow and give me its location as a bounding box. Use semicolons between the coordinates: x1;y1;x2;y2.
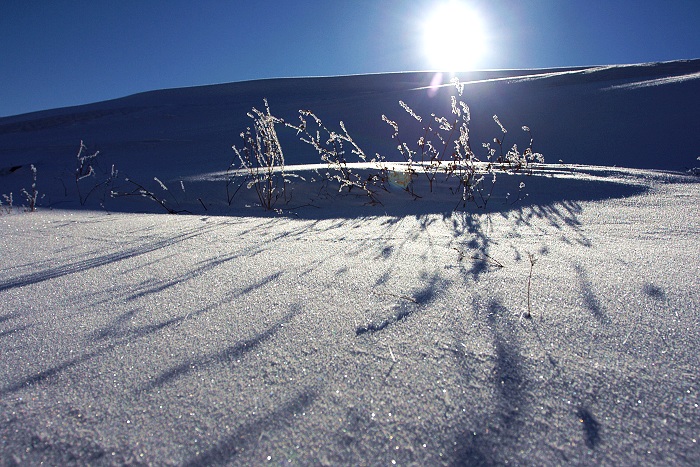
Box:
452;300;529;464
90;308;190;341
577;407;601;449
0;346;106;396
139;307;299;393
126;253;239;301
357;273;445;335
2;292;248;397
0;324;31;338
184;385;318;466
92;309;138;340
486;302;527;428
2;306;207;396
91;288;244;344
0;412;126;465
574;264;609;324
0;223;223;293
238;271;283;296
0;313;18;324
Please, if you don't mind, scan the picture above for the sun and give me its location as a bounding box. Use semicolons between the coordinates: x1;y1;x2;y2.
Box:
421;1;488;71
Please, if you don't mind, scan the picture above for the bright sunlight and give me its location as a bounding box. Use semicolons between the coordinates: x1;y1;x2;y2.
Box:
421;1;488;71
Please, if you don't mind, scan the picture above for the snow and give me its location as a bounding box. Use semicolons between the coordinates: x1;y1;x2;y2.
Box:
1;60;699;464
604;70;700;90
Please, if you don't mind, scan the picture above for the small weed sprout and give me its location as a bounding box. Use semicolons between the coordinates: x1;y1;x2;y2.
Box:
74;141;120;207
153;177;184;209
231;99;289;210
224;157;246;206
75;140;99;204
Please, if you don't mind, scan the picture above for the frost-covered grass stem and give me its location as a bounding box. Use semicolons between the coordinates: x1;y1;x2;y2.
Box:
20;164;39;212
524;253;537;320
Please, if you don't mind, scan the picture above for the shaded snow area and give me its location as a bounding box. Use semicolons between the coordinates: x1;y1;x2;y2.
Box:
1;60;699;464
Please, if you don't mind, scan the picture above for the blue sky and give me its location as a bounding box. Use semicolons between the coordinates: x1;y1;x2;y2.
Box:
1;0;699;117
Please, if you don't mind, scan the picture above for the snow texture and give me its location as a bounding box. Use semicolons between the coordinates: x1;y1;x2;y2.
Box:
0;60;699;465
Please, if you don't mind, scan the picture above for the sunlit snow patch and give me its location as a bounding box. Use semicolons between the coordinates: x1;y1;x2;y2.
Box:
604;71;700;91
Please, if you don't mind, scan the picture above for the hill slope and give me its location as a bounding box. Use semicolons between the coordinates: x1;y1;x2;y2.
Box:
0;62;699;464
0;60;699;212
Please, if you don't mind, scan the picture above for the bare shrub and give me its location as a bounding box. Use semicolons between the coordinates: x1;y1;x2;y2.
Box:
286;111;388;205
230;99;289;210
227;80;544;210
383;78;544;208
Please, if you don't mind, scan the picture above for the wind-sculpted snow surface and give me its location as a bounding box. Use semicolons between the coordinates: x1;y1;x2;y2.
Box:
1;168;698;464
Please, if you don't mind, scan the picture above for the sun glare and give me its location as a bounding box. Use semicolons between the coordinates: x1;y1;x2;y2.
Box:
421;1;488;71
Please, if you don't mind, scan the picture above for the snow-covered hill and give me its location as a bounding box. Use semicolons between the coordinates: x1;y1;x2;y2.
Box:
0;60;699;211
0;61;698;465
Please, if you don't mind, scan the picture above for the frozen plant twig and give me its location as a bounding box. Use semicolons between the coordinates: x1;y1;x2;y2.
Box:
522;253;537;320
73;141;120;207
112;178;191;214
